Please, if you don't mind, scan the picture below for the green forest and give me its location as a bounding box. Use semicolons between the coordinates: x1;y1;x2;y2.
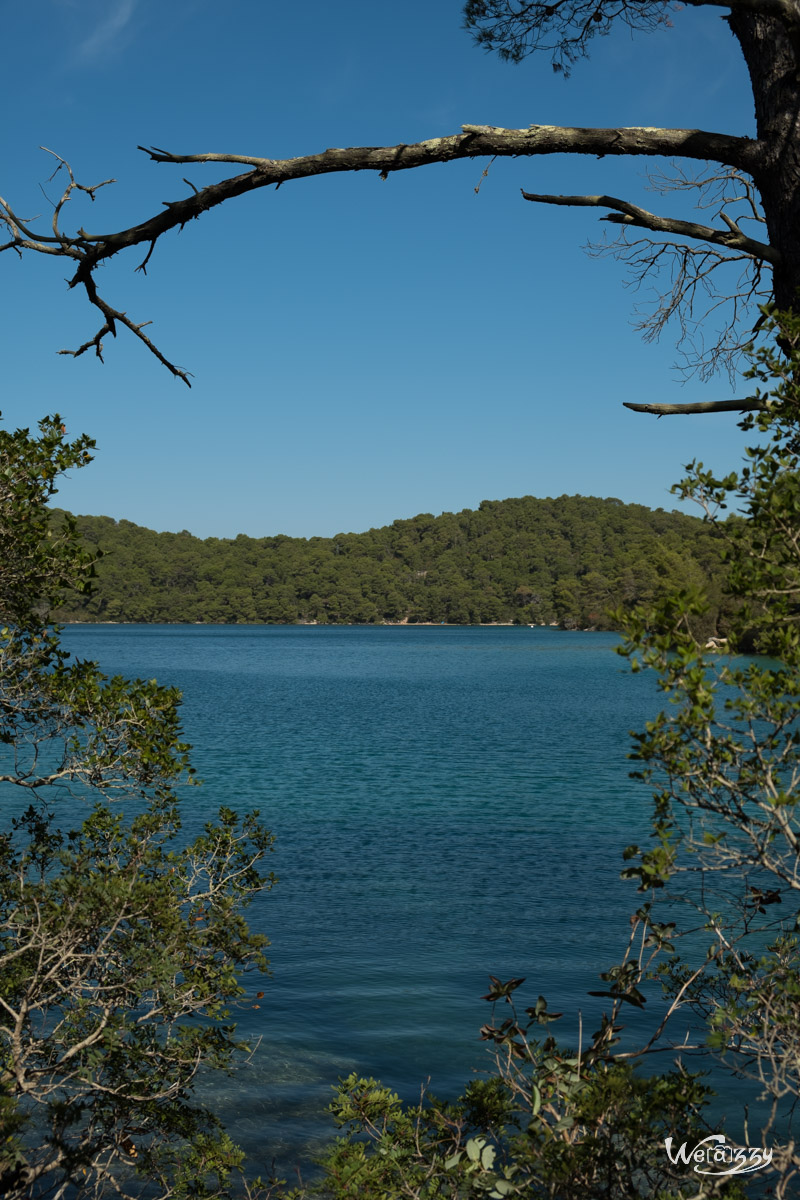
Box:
53;494;729;630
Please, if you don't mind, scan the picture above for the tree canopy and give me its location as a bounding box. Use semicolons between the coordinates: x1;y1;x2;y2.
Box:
52;494;728;632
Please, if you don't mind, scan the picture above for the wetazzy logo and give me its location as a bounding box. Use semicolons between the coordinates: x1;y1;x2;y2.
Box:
664;1134;772;1177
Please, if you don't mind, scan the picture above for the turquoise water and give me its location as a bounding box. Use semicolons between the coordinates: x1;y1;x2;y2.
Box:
60;625;665;1174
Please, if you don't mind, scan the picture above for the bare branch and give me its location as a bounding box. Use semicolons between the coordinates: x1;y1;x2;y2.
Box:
58;259;192;386
135;239;157;275
623;396;768;415
610;236;769;381
58;309;192;388
520;164;774;382
0;128;761;383
85;125;763;260
560;163;773;381
645;160;766;226
520;189;777;264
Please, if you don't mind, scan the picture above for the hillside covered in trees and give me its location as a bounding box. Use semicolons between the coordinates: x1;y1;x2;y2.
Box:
53;495;729;629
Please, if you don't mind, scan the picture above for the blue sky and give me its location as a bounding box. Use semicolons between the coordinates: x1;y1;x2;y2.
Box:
3;0;758;539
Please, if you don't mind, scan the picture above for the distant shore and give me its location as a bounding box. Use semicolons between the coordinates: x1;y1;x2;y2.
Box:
59;620;599;630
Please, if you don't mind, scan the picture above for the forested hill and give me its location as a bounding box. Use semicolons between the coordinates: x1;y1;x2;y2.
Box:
52;495;728;629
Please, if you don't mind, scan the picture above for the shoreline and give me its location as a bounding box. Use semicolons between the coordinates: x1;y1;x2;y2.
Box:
58;620;601;631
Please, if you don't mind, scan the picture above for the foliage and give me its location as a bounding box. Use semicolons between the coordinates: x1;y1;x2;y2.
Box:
318;984;736;1200
612;314;800;1195
52;496;728;633
0;417;95;626
0;417;276;1199
464;0;671;75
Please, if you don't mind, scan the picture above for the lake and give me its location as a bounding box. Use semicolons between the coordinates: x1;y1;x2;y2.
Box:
58;625;675;1175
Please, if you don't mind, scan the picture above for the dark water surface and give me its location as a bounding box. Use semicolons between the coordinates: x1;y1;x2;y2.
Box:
60;625;668;1173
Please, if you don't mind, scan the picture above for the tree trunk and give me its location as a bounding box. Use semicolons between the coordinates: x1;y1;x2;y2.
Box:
732;8;800;309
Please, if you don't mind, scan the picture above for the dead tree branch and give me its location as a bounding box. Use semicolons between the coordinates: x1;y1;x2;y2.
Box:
59;261;192;385
521;160;774;384
519;190;777;264
0;127;764;388
623;397;768;416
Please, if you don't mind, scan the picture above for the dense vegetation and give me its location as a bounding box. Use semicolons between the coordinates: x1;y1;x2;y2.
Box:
53;495;729;630
0;419;275;1199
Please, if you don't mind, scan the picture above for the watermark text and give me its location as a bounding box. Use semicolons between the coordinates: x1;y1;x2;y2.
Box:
665;1134;772;1177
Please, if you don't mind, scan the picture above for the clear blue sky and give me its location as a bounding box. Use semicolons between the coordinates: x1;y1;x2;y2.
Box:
3;0;757;539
